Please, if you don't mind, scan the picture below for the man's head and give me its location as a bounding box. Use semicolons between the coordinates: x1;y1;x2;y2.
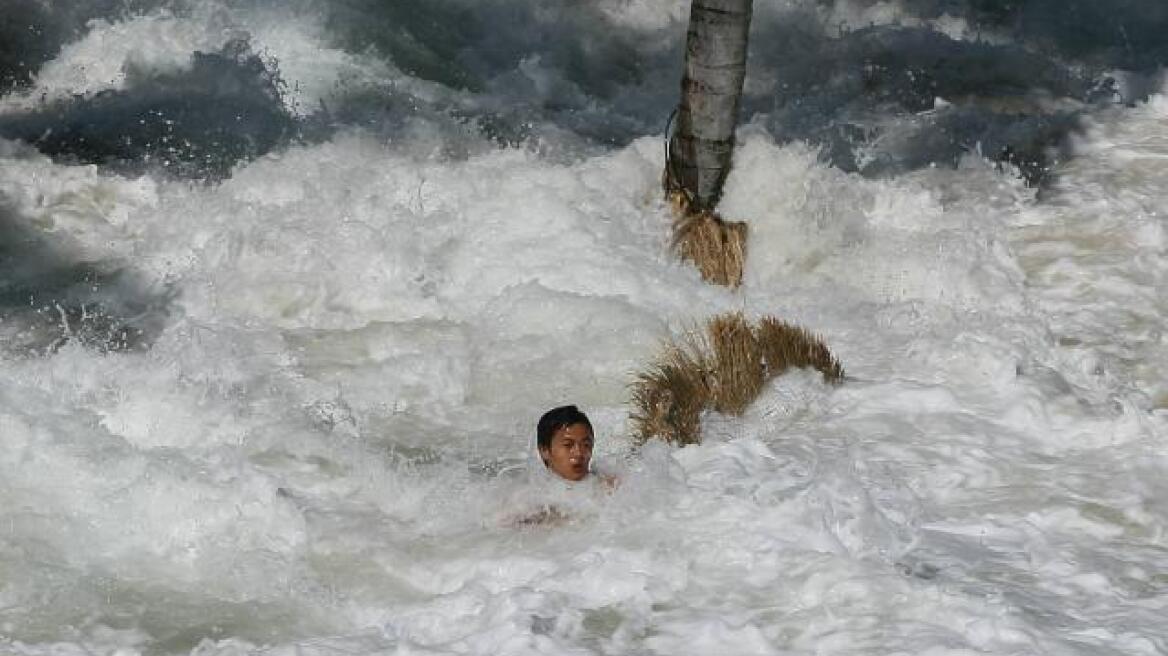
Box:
537;405;594;481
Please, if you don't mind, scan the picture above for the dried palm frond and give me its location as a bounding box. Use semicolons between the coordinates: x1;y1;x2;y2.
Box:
668;194;747;288
755;316;845;383
629;342;711;445
706;312;764;415
631;313;846;445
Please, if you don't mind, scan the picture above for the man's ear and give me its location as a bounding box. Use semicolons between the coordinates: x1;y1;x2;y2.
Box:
538;446;550;463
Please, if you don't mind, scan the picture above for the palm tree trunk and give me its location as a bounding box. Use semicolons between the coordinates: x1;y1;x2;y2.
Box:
666;0;753;213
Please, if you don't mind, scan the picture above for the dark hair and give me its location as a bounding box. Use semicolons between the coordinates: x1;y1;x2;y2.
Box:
537;405;592;450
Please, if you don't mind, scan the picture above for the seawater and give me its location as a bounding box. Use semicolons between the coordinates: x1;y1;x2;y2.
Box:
0;1;1165;655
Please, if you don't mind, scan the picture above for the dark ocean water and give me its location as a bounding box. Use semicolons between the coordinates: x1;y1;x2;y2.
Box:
3;0;1166;176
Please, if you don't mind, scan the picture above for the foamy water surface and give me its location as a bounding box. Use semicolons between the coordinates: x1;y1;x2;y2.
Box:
1;1;1165;655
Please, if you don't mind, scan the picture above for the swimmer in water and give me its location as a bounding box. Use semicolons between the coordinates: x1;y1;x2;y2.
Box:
510;405;615;527
537;404;594;481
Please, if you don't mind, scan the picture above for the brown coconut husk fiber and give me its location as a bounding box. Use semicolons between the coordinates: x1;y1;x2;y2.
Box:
668;190;747;289
755;316;845;384
629;342;710;446
706;312;764;415
631;312;844;445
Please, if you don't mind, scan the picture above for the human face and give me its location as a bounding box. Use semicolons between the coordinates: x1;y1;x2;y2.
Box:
540;423;593;481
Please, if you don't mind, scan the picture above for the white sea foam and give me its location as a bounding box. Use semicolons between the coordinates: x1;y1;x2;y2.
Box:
1;4;1166;656
816;0;1008;44
0;4;411;119
3;10;229;109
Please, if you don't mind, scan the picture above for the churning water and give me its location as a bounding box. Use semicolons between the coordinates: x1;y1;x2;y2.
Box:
1;1;1165;654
